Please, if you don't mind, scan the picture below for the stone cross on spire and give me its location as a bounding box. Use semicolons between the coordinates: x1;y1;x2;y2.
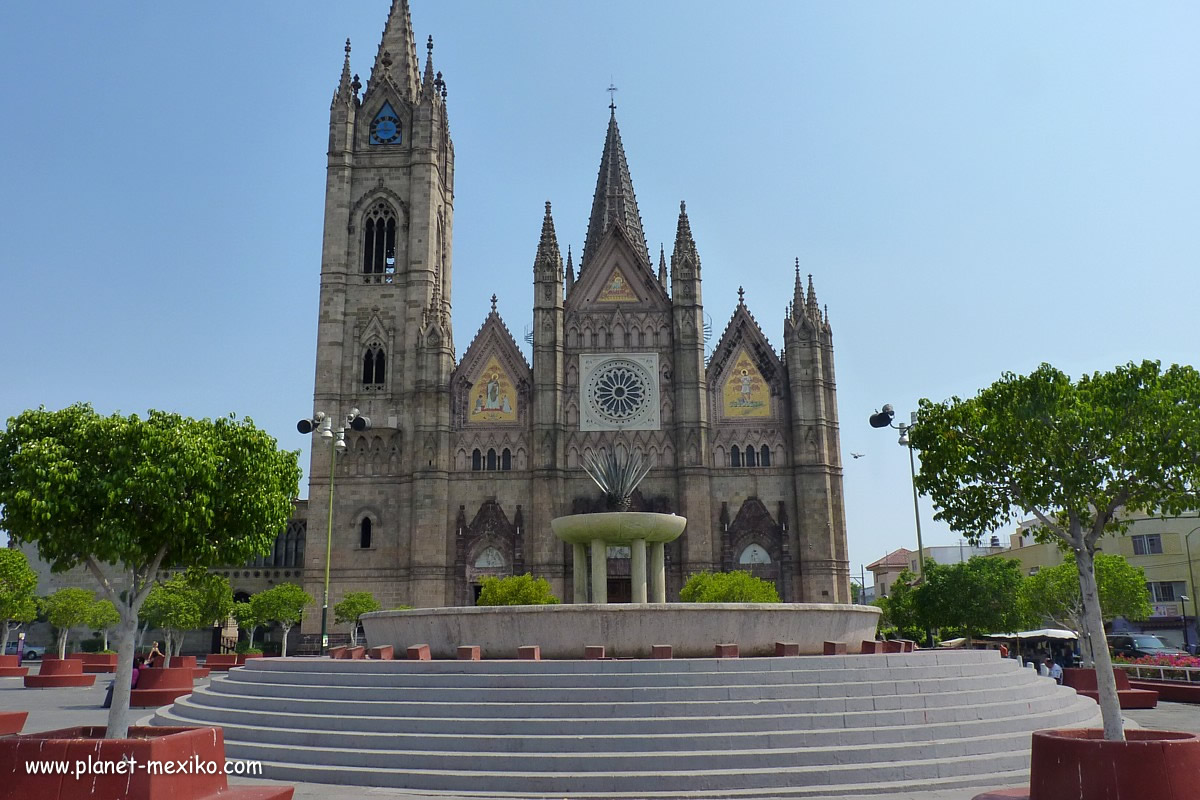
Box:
490;294;498;314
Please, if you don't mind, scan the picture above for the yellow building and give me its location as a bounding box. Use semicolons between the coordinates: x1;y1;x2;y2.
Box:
996;514;1200;649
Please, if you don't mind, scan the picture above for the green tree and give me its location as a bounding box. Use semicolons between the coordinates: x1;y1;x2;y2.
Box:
0;404;300;737
0;548;38;651
873;568;926;641
88;599;121;652
42;587;97;658
679;571;780;603
252;583;312;657
140;570;233;660
232;601;261;651
909;360;1200;741
333;591;382;647
476;574;560;606
1020;553;1152;662
916;557;1030;641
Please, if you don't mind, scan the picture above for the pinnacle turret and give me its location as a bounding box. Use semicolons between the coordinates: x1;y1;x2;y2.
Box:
792;258;804;318
581;109;650;272
671;201;700;275
806;273;820;317
422;35;435;92
333;39;355;105
565;246;575;290
369;0;421;99
533;201;563;281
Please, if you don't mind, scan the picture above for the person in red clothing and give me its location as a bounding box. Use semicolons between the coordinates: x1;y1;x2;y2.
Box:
103;656;146;708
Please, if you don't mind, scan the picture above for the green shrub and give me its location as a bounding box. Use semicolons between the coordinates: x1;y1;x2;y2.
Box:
79;637;104;653
476;574;560;606
235;640;263;655
679;571;780;603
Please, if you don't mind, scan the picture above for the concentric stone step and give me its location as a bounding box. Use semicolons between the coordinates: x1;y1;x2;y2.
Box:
153;651;1101;798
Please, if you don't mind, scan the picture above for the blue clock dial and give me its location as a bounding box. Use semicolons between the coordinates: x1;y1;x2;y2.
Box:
370;102;402;145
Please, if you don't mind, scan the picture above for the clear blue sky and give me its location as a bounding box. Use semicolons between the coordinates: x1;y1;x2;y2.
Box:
2;2;1198;578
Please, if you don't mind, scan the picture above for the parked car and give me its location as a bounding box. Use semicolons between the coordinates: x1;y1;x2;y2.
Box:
1109;633;1188;659
3;641;46;660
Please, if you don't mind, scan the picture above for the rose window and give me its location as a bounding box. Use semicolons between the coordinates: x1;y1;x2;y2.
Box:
586;358;654;426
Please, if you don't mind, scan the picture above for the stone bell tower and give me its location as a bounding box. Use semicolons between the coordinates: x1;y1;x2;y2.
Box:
304;0;456;623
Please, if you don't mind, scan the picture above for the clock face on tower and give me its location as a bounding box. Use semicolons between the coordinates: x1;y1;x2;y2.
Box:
370;102;402;145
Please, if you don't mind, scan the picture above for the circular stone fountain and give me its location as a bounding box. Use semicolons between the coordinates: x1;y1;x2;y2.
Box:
363;450;879;659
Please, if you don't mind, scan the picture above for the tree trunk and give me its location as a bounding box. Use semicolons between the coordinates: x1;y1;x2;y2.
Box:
57;629;68;660
1;622;10;652
1075;545;1124;741
136;619;149;651
164;632;174;662
248;625;256;650
350;623;358;648
106;613;139;739
102;629;109;652
281;625;291;657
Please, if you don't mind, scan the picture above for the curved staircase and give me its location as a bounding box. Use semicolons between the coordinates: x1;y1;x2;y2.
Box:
152;650;1100;798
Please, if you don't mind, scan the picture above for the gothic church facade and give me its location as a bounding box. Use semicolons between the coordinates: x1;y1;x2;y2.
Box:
299;0;850;628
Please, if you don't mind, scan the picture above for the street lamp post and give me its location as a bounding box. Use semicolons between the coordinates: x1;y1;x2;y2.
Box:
1182;596;1191;653
1184;524;1200;654
298;409;371;650
869;405;926;579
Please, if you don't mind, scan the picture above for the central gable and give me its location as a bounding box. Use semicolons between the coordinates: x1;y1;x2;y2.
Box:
452;304;531;429
568;224;669;312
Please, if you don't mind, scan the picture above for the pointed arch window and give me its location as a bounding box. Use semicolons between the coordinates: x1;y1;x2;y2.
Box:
501;448;512;471
760;445;771;467
360;518;372;549
730;446;741;467
471;449;482;471
362;202;398;281
486;448;497;471
746;447;757;467
363;342;386;388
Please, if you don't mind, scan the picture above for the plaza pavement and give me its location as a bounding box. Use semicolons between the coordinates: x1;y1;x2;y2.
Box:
1;669;1196;800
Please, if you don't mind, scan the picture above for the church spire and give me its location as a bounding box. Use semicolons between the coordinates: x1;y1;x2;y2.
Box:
565;245;575;291
581;109;651;272
370;0;421;99
333;39;355;105
422;35;435;93
533;201;563;281
792;258;804;319
671;200;700;276
658;243;668;287
806;273;821;319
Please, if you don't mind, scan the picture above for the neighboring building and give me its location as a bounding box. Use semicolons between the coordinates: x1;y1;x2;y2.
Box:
996;514;1200;649
293;0;852;632
866;540;1008;601
866;548;912;600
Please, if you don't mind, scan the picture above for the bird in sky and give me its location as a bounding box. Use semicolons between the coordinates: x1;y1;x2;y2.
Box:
851;452;865;459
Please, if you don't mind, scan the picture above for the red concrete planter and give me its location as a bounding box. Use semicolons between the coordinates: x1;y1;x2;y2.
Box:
1063;667;1158;709
0;654;29;678
0;711;27;735
71;653;118;673
169;656;211;679
205;654;239;671
130;667;194;707
0;725;294;800
24;658;97;688
1129;679;1200;704
1030;729;1200;799
235;654;264;665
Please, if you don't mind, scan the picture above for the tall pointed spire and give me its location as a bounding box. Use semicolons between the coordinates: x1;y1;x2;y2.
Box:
422;35;435;92
581;109;651;272
792;258;804;318
370;0;421;99
334;39;354;105
671;200;699;275
806;273;820;318
534;201;563;280
657;244;668;286
565;246;575;290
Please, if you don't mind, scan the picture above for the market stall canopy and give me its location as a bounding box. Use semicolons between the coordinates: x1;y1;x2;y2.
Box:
982;629;1078;640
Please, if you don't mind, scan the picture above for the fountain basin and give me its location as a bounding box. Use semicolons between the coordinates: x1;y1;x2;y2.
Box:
549;511;686;544
362;603;881;659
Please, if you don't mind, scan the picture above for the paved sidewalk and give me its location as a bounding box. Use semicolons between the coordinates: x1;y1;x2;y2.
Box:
3;673;1198;800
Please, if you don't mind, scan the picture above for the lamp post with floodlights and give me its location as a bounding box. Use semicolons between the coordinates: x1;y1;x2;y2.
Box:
869;404;925;579
1184;524;1200;654
298;408;371;649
